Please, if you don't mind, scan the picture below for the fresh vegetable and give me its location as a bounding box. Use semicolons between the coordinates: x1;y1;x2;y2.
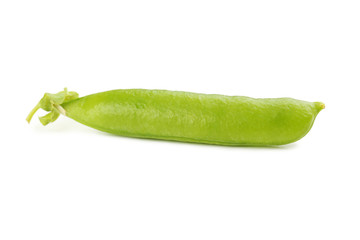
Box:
27;88;324;146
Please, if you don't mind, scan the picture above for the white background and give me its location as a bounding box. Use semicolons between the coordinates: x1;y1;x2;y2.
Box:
1;0;359;239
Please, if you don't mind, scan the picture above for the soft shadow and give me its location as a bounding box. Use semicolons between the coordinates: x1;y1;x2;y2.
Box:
31;117;93;134
96;131;297;150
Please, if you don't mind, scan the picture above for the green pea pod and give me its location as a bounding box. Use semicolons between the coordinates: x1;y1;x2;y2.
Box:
27;88;324;146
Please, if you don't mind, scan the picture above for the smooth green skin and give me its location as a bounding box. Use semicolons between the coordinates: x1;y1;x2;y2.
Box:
27;89;324;146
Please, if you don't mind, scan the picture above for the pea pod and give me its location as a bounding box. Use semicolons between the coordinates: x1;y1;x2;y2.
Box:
27;88;324;146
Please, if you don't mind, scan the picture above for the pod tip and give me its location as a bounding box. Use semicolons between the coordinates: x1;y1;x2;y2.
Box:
315;102;325;112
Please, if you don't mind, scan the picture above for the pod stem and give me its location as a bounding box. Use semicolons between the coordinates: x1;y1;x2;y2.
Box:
26;88;79;126
26;103;41;123
54;104;66;116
